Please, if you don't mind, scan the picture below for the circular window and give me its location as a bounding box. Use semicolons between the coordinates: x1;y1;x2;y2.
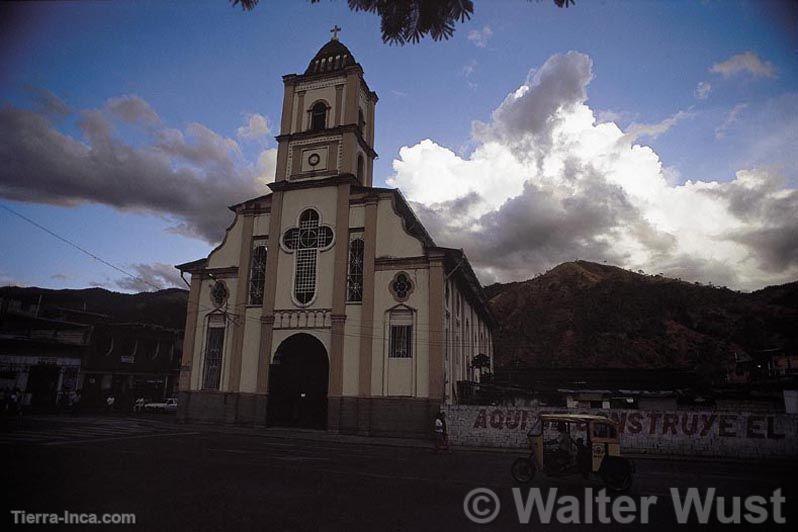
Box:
308;153;321;167
210;280;229;308
389;272;414;302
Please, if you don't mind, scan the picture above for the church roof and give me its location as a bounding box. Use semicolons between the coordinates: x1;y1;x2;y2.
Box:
305;39;358;75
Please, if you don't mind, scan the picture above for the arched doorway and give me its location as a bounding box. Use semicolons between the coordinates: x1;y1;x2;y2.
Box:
266;333;329;429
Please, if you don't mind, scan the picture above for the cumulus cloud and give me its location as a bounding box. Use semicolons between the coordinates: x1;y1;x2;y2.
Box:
389;52;798;290
471;51;592;161
236;112;270;141
116;262;185;292
105;94;160;125
710;51;776;79
694;81;712;100
467;26;493;48
0;91;276;243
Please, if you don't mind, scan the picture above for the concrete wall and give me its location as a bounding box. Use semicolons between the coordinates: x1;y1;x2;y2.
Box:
178;390;267;425
444;405;798;459
178;391;437;439
328;396;439;439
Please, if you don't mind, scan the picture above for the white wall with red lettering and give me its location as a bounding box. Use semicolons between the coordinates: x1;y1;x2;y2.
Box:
443;405;798;458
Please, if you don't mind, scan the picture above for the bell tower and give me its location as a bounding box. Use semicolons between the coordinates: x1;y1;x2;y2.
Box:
274;31;378;186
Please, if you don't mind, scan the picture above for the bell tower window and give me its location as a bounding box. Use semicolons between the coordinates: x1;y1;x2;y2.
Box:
357;154;364;182
310;102;327;131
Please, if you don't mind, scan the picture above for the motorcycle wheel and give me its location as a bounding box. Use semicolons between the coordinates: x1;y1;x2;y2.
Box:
511;457;536;483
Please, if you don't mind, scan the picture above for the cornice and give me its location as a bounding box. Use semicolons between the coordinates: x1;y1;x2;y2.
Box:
268;173;360;192
375;256;430;271
275;124;378;159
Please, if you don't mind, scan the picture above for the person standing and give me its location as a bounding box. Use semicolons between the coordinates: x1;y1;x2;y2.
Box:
433;412;449;453
10;388;22;419
72;390;81;416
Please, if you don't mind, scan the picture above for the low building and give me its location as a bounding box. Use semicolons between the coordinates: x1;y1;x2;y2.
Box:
0;297;92;408
0;294;182;411
80;322;182;410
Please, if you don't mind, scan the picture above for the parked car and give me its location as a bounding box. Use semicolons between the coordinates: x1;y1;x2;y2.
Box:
144;398;178;413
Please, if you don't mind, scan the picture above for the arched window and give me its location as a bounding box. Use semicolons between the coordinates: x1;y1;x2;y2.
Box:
356;154;364;181
248;240;267;305
358;108;366;133
389;309;413;358
282;209;334;305
310;102;327;131
202;314;226;390
347;236;364;302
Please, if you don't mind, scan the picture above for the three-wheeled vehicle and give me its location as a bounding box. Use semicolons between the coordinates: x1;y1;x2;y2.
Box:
511;413;634;491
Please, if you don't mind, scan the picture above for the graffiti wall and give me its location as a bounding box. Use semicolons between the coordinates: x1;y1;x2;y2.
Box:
443;405;798;458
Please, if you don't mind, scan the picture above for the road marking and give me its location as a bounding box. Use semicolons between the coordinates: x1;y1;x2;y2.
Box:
41;431;200;446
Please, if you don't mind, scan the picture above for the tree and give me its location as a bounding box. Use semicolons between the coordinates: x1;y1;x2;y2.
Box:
230;0;574;45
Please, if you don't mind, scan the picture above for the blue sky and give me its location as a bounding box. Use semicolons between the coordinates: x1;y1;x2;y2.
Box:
1;0;796;291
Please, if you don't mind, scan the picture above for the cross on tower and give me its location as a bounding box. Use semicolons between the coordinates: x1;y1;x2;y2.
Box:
330;25;341;41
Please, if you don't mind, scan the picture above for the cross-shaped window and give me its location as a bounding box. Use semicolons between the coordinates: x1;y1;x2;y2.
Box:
282;209;334;305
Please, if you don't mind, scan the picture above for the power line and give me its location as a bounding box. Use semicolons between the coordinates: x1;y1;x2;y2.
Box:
0;203;166;293
1;204;507;349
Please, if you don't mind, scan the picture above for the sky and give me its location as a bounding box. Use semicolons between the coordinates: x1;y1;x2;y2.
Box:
1;0;796;292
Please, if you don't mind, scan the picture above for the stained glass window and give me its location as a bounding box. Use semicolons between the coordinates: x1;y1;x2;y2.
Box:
390;272;413;301
248;242;267;305
283;209;333;305
347;236;364;302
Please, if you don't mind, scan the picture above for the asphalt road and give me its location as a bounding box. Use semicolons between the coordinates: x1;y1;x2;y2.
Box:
3;415;796;531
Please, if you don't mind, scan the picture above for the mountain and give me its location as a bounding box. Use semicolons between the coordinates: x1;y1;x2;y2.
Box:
5;261;797;381
485;261;798;379
0;286;189;330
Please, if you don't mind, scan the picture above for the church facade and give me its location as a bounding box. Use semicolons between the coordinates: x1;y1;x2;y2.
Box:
176;38;494;437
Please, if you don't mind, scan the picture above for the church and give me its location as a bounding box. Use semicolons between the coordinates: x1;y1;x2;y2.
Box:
176;34;494;437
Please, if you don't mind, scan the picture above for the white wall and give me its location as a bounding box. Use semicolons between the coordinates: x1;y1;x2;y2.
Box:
274;187;339;310
375;199;424;258
207;215;242;269
444;405;798;458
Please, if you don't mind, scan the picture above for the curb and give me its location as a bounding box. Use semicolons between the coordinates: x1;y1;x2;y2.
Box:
177;421;798;465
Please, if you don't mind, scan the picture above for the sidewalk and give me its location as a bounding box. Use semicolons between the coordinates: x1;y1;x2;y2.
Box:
181;422;436;450
180;421;798;465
